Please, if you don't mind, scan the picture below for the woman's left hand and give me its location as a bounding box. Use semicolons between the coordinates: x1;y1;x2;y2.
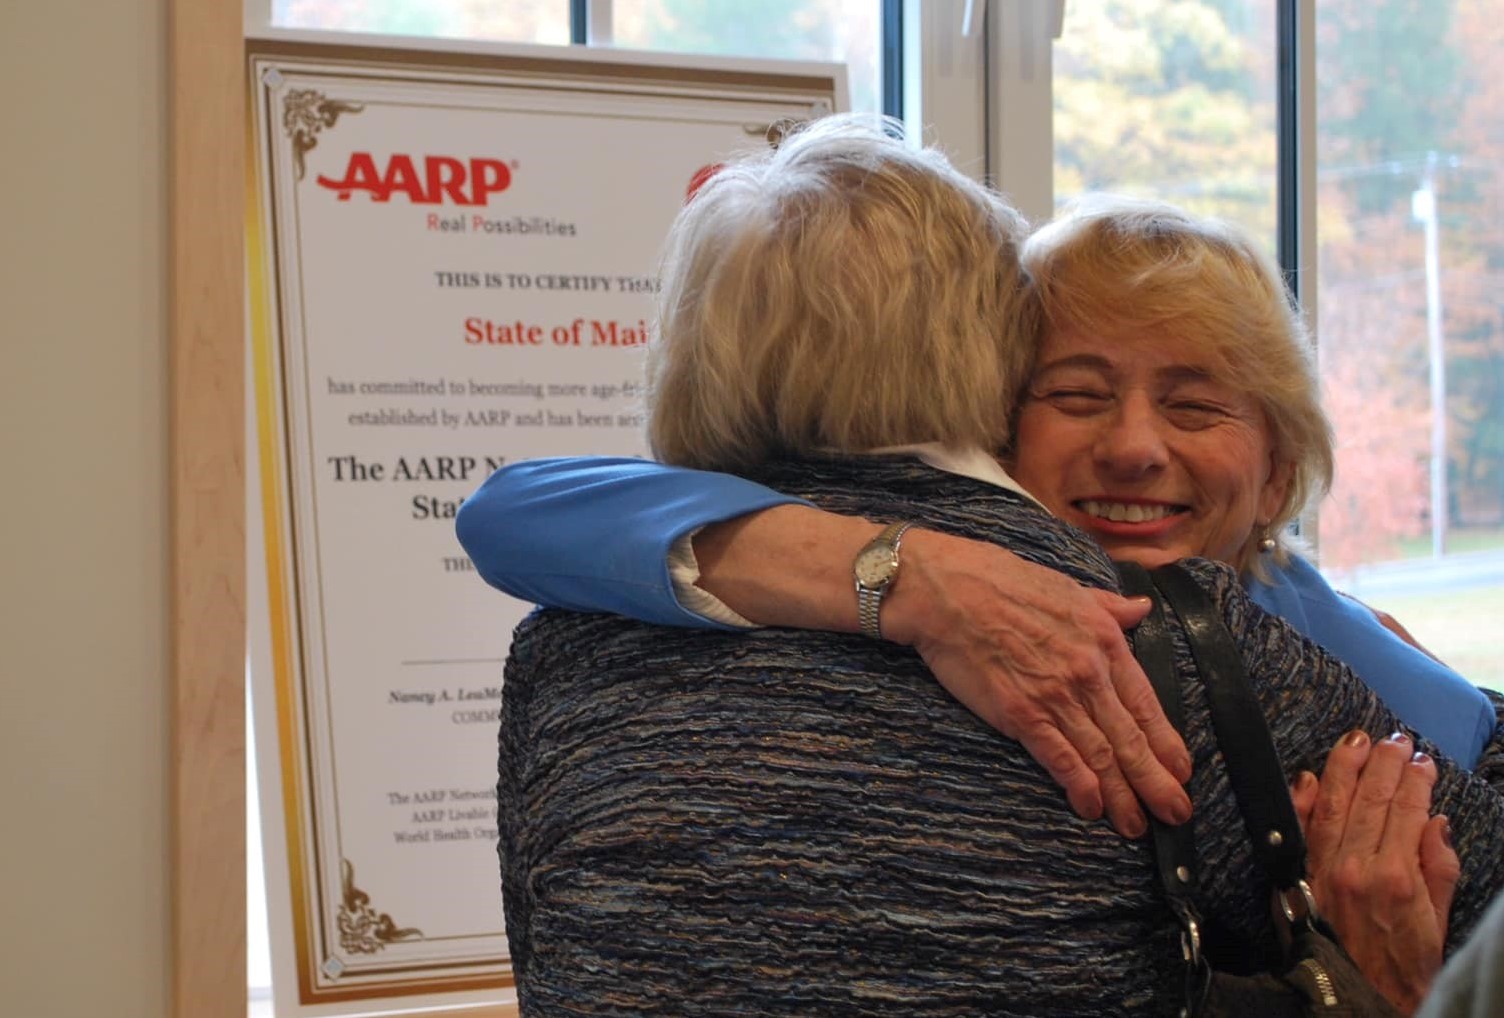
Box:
1291;730;1459;1014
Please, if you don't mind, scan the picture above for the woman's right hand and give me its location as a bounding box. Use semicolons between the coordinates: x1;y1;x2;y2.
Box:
1291;731;1459;1014
882;528;1193;838
695;509;1193;838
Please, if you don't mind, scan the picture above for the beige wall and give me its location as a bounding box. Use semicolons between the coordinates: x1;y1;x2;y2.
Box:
0;1;172;1014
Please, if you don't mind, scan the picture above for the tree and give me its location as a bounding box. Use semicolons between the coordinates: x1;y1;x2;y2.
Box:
1317;0;1504;538
1053;0;1278;237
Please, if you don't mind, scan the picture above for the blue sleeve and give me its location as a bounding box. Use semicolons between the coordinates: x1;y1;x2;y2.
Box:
455;456;811;629
1245;554;1494;768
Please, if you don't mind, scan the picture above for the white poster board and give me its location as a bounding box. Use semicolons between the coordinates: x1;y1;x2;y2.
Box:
246;34;843;1014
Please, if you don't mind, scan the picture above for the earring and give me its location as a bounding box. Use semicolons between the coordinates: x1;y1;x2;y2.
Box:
1258;529;1277;553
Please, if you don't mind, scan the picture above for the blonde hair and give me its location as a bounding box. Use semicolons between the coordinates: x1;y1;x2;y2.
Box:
1020;194;1334;576
647;113;1035;470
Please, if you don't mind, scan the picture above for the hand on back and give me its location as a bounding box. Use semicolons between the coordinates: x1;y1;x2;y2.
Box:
884;528;1192;837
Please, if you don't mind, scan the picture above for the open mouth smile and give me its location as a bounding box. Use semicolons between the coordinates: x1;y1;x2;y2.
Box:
1074;499;1189;523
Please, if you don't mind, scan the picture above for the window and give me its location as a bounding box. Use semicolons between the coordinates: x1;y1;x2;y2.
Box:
270;0;572;45
266;0;885;114
1312;0;1504;688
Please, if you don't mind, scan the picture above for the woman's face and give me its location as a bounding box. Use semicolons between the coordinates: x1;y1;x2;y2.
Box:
1009;327;1291;569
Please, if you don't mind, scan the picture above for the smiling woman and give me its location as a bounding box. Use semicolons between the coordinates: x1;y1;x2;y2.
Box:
1008;194;1331;579
1013;330;1288;569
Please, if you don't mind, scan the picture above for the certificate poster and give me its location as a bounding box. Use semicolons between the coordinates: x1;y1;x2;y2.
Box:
246;35;842;1014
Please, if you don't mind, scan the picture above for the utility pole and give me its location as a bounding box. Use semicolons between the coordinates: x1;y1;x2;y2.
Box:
1411;150;1448;557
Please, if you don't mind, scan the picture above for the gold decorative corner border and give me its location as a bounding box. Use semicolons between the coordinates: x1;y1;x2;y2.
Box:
335;858;423;962
281;88;364;180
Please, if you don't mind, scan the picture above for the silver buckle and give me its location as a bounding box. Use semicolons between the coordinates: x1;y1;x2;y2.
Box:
1180;914;1202;966
1278;879;1321;926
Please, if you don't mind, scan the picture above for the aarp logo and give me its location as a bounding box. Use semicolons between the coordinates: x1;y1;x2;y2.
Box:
316;153;514;205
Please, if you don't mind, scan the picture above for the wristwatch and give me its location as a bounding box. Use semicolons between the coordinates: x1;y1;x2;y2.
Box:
853;521;914;639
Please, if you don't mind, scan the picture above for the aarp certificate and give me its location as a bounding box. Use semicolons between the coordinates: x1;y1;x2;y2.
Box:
246;34;842;1015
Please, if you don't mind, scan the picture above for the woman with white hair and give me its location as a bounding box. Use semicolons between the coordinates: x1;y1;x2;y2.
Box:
489;115;1504;1015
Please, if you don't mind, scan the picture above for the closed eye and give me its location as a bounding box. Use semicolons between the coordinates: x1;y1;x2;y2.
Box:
1164;400;1229;428
1040;389;1112;414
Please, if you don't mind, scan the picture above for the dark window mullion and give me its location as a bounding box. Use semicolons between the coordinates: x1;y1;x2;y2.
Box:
881;0;903;120
571;0;588;45
1276;0;1301;305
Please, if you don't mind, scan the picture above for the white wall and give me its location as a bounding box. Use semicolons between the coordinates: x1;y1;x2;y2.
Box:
0;1;171;1015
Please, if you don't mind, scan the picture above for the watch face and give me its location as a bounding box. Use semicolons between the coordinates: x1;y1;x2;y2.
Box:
854;545;897;588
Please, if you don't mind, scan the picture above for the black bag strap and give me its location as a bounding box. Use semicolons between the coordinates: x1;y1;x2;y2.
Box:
1119;562;1391;1016
1146;563;1307;891
1116;562;1201;906
1117;561;1213;1013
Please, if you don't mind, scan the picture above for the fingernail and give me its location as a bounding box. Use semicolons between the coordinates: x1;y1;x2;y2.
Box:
1388;731;1411;746
1344;730;1370;748
1442;817;1454;848
1299;770;1317;792
1412;751;1432;766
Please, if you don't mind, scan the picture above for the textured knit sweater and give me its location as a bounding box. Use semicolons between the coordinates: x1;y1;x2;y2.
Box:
498;455;1504;1017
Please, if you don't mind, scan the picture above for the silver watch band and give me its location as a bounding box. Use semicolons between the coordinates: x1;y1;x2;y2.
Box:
857;585;885;640
857;521;912;640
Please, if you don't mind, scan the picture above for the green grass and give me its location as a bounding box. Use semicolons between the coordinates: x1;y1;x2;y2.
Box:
1361;584;1504;692
1394;525;1504;559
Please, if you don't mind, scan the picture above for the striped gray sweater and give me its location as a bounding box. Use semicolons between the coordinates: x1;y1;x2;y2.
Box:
499;455;1504;1017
